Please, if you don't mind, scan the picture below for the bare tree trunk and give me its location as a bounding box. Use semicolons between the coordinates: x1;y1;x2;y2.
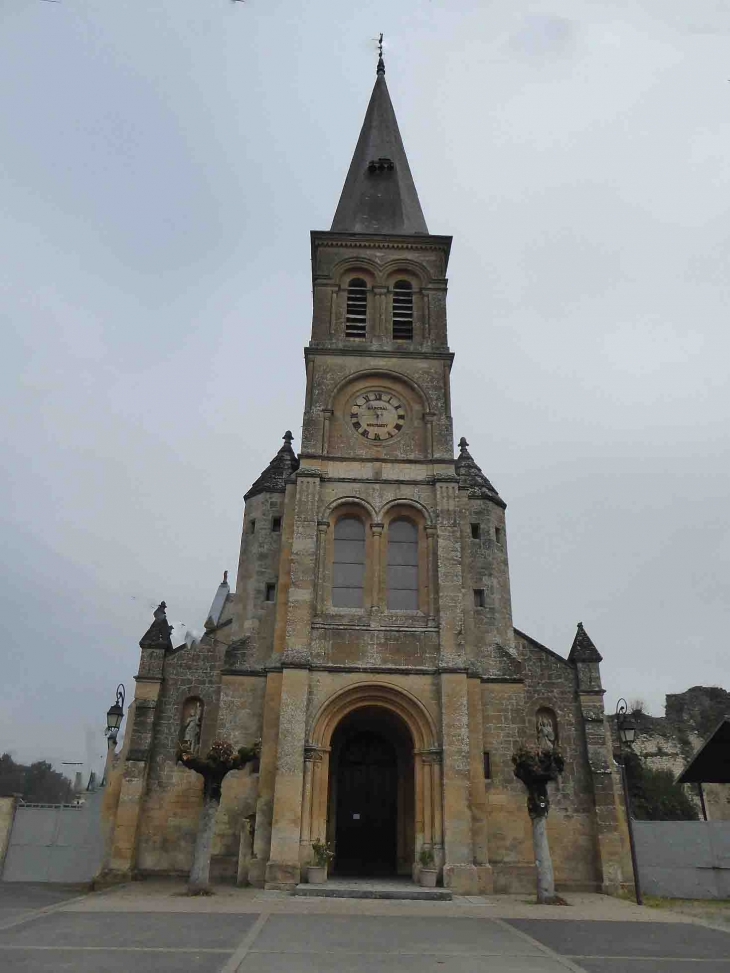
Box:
188;796;218;893
532;814;556;903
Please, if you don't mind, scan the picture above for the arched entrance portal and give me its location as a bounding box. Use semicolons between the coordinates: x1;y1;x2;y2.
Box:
301;682;444;880
329;706;414;876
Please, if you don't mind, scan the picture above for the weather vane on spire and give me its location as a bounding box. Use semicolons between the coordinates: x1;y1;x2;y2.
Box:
377;32;385;76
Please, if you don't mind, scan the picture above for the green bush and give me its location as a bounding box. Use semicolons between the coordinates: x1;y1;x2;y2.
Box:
624;751;698;821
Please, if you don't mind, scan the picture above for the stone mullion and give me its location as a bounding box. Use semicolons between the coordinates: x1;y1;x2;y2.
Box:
370;522;384;614
373;285;388;339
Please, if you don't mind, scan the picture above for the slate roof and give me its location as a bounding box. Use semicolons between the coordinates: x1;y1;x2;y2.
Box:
330;56;428;235
244;431;299;501
455;438;505;507
677;717;730;784
568;622;603;663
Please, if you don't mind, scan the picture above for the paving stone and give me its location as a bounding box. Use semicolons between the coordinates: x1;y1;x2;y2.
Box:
507;918;730;961
0;911;255;949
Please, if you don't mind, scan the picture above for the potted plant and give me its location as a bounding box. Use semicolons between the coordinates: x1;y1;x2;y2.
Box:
418;846;438;887
307;838;334;884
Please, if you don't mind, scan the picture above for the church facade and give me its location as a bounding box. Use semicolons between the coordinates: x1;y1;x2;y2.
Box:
104;59;629;894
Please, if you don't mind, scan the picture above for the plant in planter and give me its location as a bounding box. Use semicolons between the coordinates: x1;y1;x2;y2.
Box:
418;846;438;887
307;838;334;884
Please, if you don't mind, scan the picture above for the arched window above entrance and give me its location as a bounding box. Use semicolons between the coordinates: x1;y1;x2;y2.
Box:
332;516;366;608
386;518;418;610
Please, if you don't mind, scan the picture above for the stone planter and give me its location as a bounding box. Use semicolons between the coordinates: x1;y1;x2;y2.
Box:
419;868;438;888
307;865;327;884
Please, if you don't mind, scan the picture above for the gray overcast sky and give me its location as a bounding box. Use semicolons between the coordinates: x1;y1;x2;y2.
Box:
1;0;728;774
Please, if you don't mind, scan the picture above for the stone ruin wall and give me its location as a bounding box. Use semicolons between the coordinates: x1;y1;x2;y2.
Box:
616;686;730;821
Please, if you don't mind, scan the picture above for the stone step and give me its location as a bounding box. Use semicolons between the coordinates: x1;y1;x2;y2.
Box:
293;881;452;901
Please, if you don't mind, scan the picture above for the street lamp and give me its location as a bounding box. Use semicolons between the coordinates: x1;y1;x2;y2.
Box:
615;698;642;905
105;684;126;747
102;684;125;787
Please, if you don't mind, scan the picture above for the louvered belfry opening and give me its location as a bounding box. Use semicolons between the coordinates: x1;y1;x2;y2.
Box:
392;280;413;340
345;278;368;338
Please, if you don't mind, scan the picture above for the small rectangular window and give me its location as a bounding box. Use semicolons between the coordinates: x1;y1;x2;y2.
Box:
470;523;480;540
249;519;256;534
483;752;491;780
495;527;503;545
265;583;276;602
272;517;282;533
473;589;486;608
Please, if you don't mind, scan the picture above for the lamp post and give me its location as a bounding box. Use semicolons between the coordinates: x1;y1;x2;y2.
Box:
102;684;125;785
615;697;642;905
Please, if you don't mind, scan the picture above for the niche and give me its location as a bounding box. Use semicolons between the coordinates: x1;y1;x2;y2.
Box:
179;697;204;754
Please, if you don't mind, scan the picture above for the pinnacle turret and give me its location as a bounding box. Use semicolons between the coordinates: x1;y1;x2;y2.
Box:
244;431;299;501
455;438;505;508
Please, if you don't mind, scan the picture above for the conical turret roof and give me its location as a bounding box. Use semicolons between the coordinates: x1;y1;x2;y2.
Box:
244;431;299;501
455;438;505;507
331;56;428;235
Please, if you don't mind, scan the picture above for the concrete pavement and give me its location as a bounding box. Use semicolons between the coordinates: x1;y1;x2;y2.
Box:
0;882;727;972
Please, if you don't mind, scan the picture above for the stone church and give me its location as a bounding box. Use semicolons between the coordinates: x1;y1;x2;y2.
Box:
104;56;629;894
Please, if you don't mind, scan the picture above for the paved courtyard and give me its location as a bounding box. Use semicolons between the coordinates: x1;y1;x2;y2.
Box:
0;882;728;972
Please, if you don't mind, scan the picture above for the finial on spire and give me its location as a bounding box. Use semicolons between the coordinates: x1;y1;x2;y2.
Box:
223;570;228;584
283;430;293;445
377;32;385;75
458;437;469;454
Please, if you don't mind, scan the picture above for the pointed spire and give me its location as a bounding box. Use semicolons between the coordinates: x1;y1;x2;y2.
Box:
568;622;603;664
455;437;505;507
331;58;428;236
244;430;300;501
205;572;231;632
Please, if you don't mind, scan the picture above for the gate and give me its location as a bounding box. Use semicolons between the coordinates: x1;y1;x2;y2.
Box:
1;791;104;884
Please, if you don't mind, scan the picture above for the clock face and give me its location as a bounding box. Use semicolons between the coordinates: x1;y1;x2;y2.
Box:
349;389;407;442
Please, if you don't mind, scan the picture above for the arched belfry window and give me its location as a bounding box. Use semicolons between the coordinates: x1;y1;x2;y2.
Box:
345;278;368;338
332;516;366;608
387;518;418;610
392;280;413;341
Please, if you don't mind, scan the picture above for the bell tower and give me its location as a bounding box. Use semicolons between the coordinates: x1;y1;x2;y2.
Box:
302;53;455;469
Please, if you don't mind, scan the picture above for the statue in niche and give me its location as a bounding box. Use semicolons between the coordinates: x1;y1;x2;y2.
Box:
536;710;557;752
180;702;202;753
